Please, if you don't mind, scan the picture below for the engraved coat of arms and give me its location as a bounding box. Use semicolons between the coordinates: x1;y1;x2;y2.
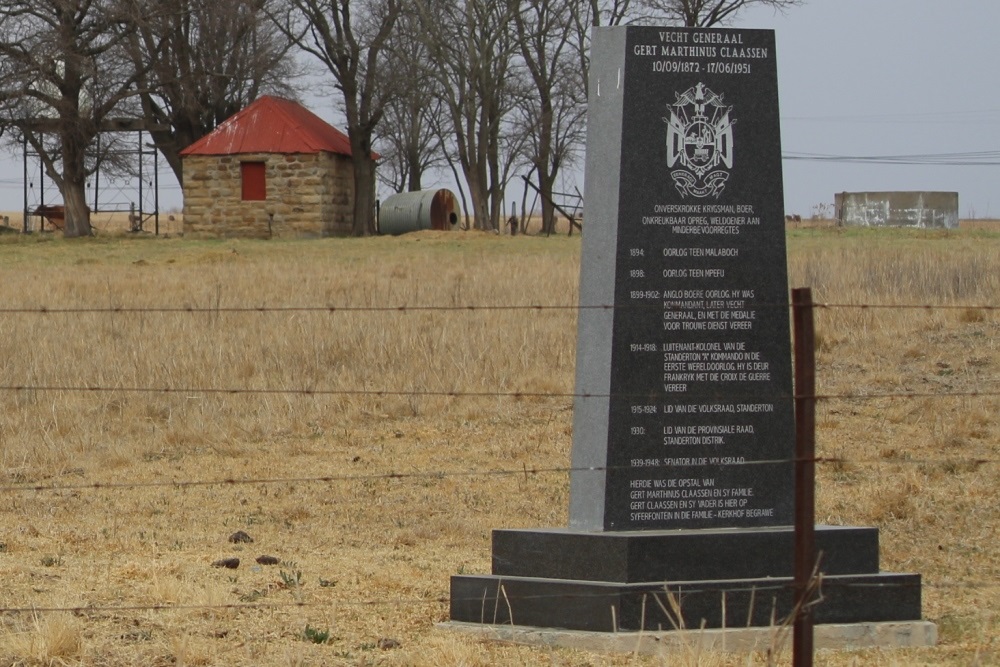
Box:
664;83;736;198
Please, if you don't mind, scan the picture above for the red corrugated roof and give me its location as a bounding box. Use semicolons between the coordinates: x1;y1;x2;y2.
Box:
180;96;355;157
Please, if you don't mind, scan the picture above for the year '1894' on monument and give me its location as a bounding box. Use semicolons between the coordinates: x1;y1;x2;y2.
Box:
450;26;930;640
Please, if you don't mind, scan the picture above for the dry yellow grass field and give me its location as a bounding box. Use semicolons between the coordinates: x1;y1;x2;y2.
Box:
0;226;997;666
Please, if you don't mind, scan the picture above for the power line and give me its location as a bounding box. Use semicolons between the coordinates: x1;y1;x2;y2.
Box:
783;150;1000;166
783;108;1000;125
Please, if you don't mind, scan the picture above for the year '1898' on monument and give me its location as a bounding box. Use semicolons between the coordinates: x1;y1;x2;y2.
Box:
450;26;928;638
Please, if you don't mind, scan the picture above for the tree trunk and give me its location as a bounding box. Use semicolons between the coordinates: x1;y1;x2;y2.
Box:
488;181;503;231
352;154;377;236
406;147;423;191
146;120;188;187
538;168;556;235
466;176;491;231
537;90;556;235
62;183;92;237
61;135;92;237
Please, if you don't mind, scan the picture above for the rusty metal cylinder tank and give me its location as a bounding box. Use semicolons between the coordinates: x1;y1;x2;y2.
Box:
379;189;461;235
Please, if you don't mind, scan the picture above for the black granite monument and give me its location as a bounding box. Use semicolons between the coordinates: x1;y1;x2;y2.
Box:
451;26;924;633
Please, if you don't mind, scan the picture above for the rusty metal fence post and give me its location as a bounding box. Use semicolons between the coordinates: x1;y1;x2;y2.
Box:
792;287;816;667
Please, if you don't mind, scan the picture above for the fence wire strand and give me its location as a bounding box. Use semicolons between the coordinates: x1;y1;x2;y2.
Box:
0;457;995;496
2;384;999;403
0;301;999;315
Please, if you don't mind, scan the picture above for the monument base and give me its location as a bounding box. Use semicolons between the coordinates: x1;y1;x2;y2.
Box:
440;620;938;654
450;526;926;633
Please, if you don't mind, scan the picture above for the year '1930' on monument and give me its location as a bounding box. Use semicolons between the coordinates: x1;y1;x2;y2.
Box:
450;26;931;642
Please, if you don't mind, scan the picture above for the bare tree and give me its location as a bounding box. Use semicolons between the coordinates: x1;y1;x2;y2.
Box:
415;0;524;231
564;0;635;110
374;9;447;193
122;0;301;185
513;0;588;235
272;0;401;236
642;0;802;26
0;0;140;237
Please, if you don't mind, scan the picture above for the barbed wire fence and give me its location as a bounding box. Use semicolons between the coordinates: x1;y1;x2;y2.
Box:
0;298;996;654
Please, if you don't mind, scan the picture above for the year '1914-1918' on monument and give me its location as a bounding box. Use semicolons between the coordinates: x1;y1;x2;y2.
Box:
449;25;932;643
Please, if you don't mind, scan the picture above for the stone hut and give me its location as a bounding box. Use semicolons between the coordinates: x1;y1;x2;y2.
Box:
181;96;364;237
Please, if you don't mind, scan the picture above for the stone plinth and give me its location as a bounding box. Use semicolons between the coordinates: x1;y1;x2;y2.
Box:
451;526;923;632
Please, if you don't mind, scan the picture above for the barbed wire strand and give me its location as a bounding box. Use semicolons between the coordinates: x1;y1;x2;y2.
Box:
1;384;998;402
0;301;998;315
1;457;994;495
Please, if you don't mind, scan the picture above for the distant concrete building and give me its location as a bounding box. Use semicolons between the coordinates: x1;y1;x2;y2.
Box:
181;96;370;238
835;191;958;229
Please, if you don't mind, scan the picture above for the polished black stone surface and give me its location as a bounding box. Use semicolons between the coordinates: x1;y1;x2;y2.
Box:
492;526;879;583
451;572;923;632
577;25;794;532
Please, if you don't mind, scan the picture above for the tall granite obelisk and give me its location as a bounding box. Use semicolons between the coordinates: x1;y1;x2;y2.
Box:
450;26;927;636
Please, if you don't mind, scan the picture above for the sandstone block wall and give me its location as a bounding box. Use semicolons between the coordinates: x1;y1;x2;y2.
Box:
182;152;356;238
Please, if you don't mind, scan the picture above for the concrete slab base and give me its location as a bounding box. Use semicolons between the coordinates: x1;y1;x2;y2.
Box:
439;620;937;655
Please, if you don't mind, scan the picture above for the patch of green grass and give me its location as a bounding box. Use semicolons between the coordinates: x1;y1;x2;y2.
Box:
239;588;269;603
279;568;303;589
40;554;63;567
302;624;333;645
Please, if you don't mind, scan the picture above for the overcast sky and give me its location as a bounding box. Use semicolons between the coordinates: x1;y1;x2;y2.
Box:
738;0;1000;218
1;0;997;220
